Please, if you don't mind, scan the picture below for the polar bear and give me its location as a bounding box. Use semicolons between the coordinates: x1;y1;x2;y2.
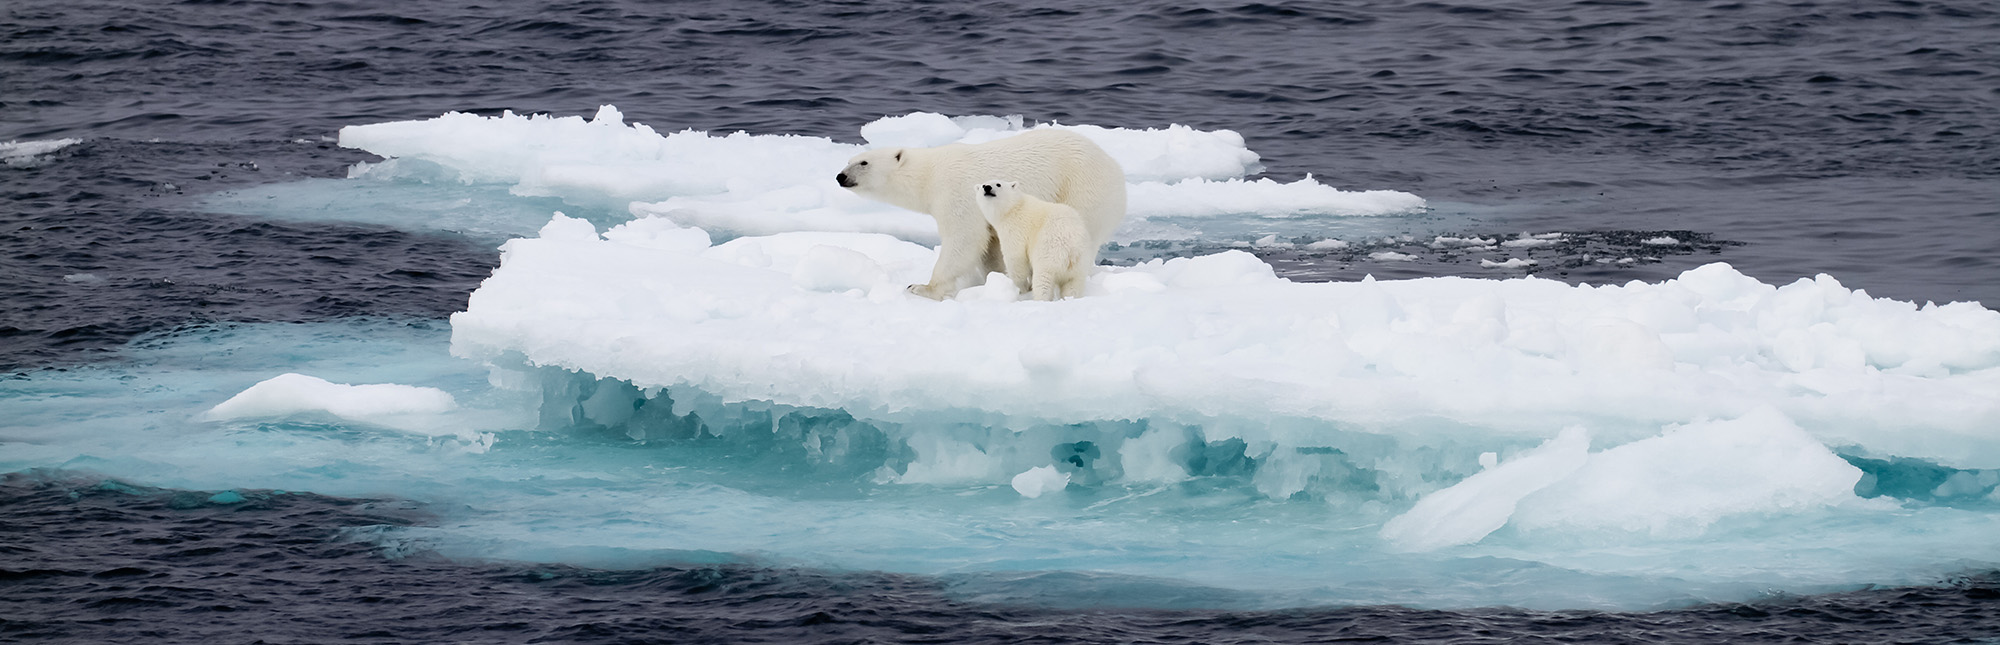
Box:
973;180;1094;300
835;128;1125;300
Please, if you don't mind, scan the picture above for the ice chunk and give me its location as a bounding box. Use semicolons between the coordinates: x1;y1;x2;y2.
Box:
536;212;598;241
205;373;457;421
1513;408;1864;536
599;216;712;252
1384;408;1868;549
1012;465;1071;498
1;138;80;168
1501;237;1557;249
858;114;1265;182
1380;427;1591;551
452;217;2000;471
1480;258;1537;269
860;112;1026;148
1432;236;1496;248
1128;176;1426;219
340;107;1421;243
1252;234;1292;249
339;107;860;209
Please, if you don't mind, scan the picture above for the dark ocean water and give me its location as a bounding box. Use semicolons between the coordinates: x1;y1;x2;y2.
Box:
4;0;1998;641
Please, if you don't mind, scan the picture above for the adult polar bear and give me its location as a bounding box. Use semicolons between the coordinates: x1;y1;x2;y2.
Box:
834;129;1125;300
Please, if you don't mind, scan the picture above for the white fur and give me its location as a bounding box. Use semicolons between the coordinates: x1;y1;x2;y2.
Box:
835;129;1125;300
973;181;1094;301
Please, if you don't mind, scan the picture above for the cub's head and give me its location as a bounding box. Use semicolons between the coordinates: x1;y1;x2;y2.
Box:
973;180;1024;219
834;148;905;195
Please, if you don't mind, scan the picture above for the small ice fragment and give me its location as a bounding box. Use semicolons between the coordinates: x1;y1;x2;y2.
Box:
1379;427;1591;551
205;373;457;421
1305;239;1350;251
1;138;80;168
537;213;599;241
1011;465;1071;498
1480;258;1537;269
1252;234;1293;249
1431;235;1495;248
1642;236;1680;245
63;273;105;284
1369;251;1417;262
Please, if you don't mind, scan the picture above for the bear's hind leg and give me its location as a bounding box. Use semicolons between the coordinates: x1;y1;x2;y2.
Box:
1057;274;1085;300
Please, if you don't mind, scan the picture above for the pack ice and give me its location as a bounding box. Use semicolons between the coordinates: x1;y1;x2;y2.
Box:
338;106;1426;243
339;106;2000;564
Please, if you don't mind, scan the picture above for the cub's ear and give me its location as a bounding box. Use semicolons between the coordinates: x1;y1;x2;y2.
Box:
894;150;903;162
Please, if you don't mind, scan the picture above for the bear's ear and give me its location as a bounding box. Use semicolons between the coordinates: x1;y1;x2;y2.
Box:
894;150;903;162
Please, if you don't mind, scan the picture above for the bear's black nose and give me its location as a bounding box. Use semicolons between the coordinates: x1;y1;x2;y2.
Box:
835;173;852;187
982;184;995;197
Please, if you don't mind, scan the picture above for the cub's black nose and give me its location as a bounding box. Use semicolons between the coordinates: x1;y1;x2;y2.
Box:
835;173;852;187
982;184;995;197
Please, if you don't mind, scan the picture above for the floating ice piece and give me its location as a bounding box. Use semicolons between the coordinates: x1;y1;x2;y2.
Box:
451;217;2000;472
341;106;852;210
1480;258;1537;269
1501;235;1559;249
1432;236;1496;248
1380;427;1591;551
205;373;457;421
1643;236;1681;245
1128;176;1426;219
1384;408;1868;550
859;113;1262;183
1012;465;1072;498
1370;251;1418;261
629;183;941;243
340;107;1423;242
1252;234;1293;249
1;138;80;168
858;112;1024;148
1305;239;1350;251
1513;408;1865;536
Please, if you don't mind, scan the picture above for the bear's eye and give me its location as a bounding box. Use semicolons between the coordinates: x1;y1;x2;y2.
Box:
858;161;868;166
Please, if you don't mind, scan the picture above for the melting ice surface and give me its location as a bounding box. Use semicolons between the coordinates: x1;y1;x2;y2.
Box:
12;107;2000;611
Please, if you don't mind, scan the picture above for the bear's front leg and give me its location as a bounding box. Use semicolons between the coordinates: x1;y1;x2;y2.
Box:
1000;243;1034;295
910;228;1003;300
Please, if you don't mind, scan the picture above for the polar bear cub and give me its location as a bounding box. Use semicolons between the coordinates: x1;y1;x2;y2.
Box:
973;180;1094;301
